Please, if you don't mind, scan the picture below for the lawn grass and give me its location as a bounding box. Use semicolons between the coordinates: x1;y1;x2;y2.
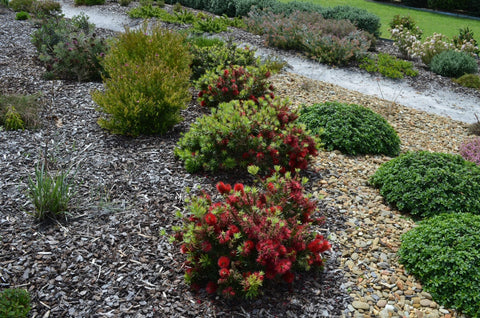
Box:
280;0;480;41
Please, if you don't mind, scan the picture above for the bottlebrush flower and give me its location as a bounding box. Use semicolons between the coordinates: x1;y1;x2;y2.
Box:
218;256;230;268
219;268;230;278
216;181;232;194
234;183;244;193
307;235;331;253
206;281;217;294
205;212;217;226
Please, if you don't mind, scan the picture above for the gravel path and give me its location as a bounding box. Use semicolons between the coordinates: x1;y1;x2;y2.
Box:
0;3;475;317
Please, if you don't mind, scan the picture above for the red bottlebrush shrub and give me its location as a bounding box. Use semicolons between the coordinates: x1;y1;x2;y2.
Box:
174;97;319;175
460;137;480;165
195;65;274;108
172;169;331;299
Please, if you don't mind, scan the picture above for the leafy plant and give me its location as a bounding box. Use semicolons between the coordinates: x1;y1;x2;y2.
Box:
459;137;480;165
74;0;104;5
175;98;319;175
320;5;381;38
0;93;41;129
398;213;480;317
453;73;480;89
15;11;29;19
31;0;62;18
389;17;423;59
27;160;76;221
193;16;228;33
359;53;418;79
429;50;478;77
128;5;177;21
119;0;131;7
196;65;274;108
0;288;31;318
3;106;24;130
92;23;192;136
8;0;33;11
369;151;480;218
172;168;330;299
298;101;400;156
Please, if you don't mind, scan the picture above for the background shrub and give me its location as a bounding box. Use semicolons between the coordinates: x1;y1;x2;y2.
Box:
175;98;319;175
298;101;400;156
459;137;480;165
74;0;104;5
398;213;480;317
31;0;61;17
401;0;428;7
0;288;31;318
92;24;192;136
369;151;480;218
320;5;381;38
8;0;33;11
453;73;480;89
429;50;478;77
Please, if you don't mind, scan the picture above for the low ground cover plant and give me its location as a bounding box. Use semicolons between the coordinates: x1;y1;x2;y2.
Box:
92;24;192;136
31;14;108;81
398;213;480;317
196;65;274;108
359;53;418;79
370;151;480;218
459;137;480;165
429;50;478;77
0;288;31;318
298;101;400;156
453;73;480;89
172;168;331;299
0;93;41;130
175;98;319;175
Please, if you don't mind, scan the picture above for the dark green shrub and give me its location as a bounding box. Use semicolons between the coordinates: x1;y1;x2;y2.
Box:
74;0;104;5
233;0;277;17
429;50;478;77
15;10;29;19
398;213;480;317
453;73;480;89
298;101;400;156
359;53;418;79
119;0;132;6
401;0;428;7
208;0;235;16
0;289;31;318
320;5;381;38
92;24;192;137
370;151;480;218
164;0;209;10
8;0;33;11
427;0;468;10
175;98;319;175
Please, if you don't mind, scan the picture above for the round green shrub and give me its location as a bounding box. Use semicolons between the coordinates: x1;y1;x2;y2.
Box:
298;101;400;156
0;288;31;318
370;151;480;218
453;73;480;89
398;213;480;317
429;50;478;78
15;11;30;20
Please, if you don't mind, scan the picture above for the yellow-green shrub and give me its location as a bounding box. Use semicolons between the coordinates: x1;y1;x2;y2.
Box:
92;24;192;136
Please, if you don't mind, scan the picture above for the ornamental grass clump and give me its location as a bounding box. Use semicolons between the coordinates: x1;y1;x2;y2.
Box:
398;213;480;317
370;151;480;219
196;65;274;108
175;98;319;175
459;137;480;165
172;168;331;299
298;102;400;156
92;24;192;136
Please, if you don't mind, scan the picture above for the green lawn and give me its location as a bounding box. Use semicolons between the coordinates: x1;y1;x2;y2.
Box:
280;0;480;41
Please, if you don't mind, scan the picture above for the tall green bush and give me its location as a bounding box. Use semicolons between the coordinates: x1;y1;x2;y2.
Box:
92;24;192;136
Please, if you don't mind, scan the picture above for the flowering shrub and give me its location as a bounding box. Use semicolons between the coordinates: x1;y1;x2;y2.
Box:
389;24;423;59
410;33;453;65
460;137;480;165
196;65;274;108
175;98;319;175
172;168;331;299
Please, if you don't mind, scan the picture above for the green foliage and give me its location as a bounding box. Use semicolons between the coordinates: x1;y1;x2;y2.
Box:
31;0;62;18
8;0;33;11
388;14;420;36
193;15;228;33
0;289;31;318
27;160;76;221
175;98;319;175
401;0;428;7
128;5;177;21
298;101;400;156
233;0;277;17
74;0;104;5
370;151;480;218
398;213;480;317
453;73;480;89
92;24;192;136
359;53;418;79
31;14;108;81
453;26;478;48
320;5;381;38
0;93;41;129
15;10;29;20
429;50;478;78
119;0;131;7
208;0;235;16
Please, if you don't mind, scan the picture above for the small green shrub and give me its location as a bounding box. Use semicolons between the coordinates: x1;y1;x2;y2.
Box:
233;0;277;17
359;53;418;79
370;151;480;218
175;98;319;175
128;5;176;20
398;213;480;317
193;16;228;33
92;24;192;136
31;0;62;17
298;101;400;156
173;2;182;11
196;65;274;108
0;93;41;129
119;0;131;6
0;289;31;318
3;106;25;130
15;11;30;19
208;0;235;16
453;73;480;89
74;0;104;5
430;50;478;77
8;0;33;11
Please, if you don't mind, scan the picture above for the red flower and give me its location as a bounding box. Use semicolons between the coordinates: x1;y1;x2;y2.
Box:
219;268;230;278
307;236;331;253
200;100;206;107
233;183;244;193
180;244;188;254
282;271;295;283
216;182;232;194
223;69;229;76
205;212;217;226
218;256;230;268
205;281;217;294
275;259;292;274
198;90;204;97
228;225;240;234
201;241;212;252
